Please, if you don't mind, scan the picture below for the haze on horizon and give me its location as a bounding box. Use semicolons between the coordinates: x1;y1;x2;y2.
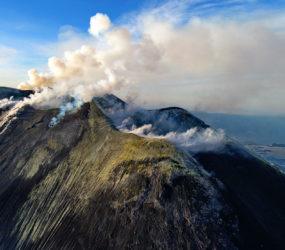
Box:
0;0;285;115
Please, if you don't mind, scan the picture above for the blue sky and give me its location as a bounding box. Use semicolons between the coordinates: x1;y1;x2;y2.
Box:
0;0;147;72
1;0;284;45
0;0;143;42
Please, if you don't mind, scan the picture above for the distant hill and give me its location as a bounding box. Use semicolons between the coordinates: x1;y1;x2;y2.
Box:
193;111;285;145
0;86;33;100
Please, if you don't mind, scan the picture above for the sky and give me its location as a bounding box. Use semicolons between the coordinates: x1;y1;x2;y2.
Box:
0;0;145;82
1;0;285;115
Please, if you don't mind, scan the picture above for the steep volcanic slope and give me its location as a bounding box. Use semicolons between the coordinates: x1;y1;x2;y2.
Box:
96;94;285;250
0;101;241;249
195;144;285;249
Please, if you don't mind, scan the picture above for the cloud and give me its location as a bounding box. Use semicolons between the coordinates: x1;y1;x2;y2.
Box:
13;0;285;115
88;13;111;37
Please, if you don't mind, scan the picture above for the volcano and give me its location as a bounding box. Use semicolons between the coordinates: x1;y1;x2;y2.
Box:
0;88;284;249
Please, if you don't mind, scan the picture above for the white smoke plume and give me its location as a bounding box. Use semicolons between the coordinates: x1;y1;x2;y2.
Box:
0;87;85;129
98;100;226;153
49;96;84;127
17;12;161;102
12;1;285;116
0;97;17;109
121;123;225;153
0;100;26;135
